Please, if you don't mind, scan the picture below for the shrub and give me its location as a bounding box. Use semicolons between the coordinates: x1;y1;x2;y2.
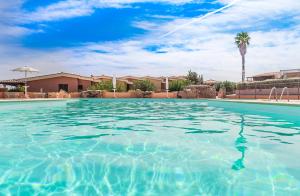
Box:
187;70;204;84
133;80;156;92
169;80;190;91
8;85;25;92
88;81;126;92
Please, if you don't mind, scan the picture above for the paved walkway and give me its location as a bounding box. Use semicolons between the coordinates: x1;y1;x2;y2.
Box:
0;98;67;102
221;99;300;106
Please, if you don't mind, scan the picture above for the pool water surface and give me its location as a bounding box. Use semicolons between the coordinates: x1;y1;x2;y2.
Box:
0;99;299;195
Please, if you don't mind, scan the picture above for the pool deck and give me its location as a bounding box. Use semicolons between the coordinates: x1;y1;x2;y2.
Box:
0;98;67;102
220;98;300;106
0;98;300;106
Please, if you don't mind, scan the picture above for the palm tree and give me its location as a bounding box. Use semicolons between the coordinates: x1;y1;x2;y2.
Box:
235;32;250;82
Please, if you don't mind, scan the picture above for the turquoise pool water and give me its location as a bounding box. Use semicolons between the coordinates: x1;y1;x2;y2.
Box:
0;99;299;195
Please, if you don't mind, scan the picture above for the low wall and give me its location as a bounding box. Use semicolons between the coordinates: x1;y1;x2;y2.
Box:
151;92;177;98
3;92;25;99
226;94;300;100
0;90;217;99
47;92;70;99
178;85;216;99
103;91;135;98
70;92;81;98
237;88;300;95
102;91;177;98
27;92;46;99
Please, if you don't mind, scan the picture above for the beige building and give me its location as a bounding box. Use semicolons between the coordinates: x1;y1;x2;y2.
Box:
247;69;300;82
0;72;96;93
0;72;188;93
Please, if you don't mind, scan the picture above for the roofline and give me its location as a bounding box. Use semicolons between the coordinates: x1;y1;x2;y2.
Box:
252;72;280;78
16;72;95;82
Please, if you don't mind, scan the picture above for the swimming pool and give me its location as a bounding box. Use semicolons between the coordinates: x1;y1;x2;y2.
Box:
0;99;299;195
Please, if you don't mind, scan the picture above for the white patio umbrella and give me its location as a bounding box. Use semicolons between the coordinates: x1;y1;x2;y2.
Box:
12;66;39;98
112;75;117;98
166;76;169;98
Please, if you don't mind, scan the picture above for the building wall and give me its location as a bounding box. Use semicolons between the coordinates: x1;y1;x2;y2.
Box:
285;72;300;78
253;76;275;81
27;77;92;92
148;79;162;92
98;78;112;82
78;79;92;91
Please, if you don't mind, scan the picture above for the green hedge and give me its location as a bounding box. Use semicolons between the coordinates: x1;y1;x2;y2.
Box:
169;80;190;91
8;85;25;92
88;81;126;92
133;80;156;92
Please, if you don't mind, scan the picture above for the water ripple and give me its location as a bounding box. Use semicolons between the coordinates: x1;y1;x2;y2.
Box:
0;99;299;195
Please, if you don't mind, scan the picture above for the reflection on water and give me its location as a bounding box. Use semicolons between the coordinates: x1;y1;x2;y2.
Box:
232;115;247;171
0;99;299;195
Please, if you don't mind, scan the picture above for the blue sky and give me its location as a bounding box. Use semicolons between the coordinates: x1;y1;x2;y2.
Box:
0;0;300;80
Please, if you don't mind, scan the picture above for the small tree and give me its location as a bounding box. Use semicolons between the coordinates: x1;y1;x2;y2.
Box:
199;74;204;84
187;70;203;85
133;80;156;92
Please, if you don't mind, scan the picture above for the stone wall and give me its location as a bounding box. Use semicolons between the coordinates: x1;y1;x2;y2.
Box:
217;89;226;99
151;92;177;98
103;91;135;98
27;92;47;99
178;85;216;99
81;90;103;98
0;89;218;99
3;92;25;99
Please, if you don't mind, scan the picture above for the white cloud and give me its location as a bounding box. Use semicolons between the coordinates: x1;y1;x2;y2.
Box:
24;0;197;22
0;0;300;81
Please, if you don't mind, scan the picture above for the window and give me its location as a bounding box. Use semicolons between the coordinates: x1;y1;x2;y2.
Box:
58;84;68;92
78;85;83;92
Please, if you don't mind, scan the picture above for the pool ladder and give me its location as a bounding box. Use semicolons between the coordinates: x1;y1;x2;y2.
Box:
268;87;290;102
280;87;290;102
268;87;278;101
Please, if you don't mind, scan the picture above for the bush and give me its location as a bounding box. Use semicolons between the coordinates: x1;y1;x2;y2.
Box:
88;81;126;92
8;85;25;92
133;80;156;92
169;80;190;91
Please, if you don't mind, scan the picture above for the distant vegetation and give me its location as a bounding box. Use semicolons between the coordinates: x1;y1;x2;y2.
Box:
169;80;190;92
215;81;236;94
186;70;204;85
133;80;156;92
8;85;25;92
88;81;126;92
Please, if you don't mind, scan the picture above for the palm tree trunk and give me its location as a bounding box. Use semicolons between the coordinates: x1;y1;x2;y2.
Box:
242;55;245;82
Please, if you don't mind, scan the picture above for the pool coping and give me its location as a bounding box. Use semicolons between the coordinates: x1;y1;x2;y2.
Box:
215;98;300;106
0;98;68;103
1;98;300;106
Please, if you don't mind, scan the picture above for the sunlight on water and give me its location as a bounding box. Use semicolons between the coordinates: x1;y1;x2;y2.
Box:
0;99;299;195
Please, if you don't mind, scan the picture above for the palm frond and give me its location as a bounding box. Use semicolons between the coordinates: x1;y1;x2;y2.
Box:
235;32;250;47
